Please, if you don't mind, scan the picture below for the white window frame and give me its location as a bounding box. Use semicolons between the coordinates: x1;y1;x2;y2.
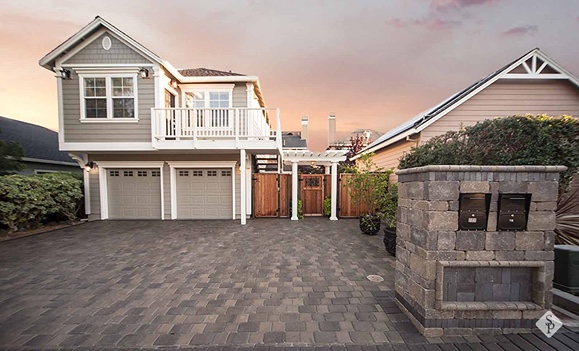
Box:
180;84;234;128
79;72;139;122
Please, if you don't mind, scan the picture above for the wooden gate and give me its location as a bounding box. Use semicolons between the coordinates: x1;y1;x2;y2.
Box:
253;173;279;217
253;174;290;217
300;174;324;216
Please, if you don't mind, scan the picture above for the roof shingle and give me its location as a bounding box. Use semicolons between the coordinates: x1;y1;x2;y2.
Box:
178;68;245;77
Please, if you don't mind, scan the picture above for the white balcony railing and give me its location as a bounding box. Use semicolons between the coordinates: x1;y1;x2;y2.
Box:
151;107;281;149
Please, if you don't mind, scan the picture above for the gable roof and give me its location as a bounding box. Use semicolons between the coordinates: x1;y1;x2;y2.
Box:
0;116;76;165
356;48;579;158
179;68;245;77
39;16;259;83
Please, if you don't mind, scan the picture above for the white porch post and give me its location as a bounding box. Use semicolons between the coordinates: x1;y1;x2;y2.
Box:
330;161;338;220
291;161;298;220
240;149;247;225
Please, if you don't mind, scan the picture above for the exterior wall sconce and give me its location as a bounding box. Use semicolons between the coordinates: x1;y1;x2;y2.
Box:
59;68;71;79
139;67;150;79
84;161;96;172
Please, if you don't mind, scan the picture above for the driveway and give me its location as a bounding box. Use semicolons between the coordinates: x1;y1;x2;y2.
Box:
0;219;576;350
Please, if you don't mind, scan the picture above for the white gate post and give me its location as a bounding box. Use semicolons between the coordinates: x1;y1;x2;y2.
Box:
330;161;338;220
291;161;299;220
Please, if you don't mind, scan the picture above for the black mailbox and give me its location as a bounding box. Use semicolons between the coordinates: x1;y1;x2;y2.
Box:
497;193;531;231
459;193;491;230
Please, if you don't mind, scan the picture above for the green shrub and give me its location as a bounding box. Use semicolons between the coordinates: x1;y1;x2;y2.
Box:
323;197;331;216
399;115;579;194
379;183;398;229
345;153;393;216
0;173;83;233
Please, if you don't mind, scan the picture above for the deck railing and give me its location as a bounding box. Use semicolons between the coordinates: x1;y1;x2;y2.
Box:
151;107;281;147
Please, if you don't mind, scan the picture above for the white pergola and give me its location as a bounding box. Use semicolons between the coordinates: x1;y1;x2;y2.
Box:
282;150;348;221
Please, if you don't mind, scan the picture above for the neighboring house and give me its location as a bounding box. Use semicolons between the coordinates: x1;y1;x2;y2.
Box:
0;116;79;175
325;114;382;150
39;16;282;223
356;48;579;180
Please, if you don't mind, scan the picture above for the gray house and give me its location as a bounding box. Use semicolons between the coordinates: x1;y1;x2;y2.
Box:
0;116;79;175
39;16;283;223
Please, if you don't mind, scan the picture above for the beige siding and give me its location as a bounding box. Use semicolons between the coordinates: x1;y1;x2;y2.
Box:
63;70;155;142
233;83;247;108
88;153;244;220
63;32;151;65
368;139;418;183
421;80;579;143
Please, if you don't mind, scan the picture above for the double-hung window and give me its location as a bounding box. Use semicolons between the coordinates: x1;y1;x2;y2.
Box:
80;73;138;121
184;86;232;128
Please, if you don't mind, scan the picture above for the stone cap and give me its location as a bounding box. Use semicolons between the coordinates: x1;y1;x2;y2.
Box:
396;165;568;175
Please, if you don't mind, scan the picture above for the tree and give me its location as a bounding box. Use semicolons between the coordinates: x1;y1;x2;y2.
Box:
0;129;25;175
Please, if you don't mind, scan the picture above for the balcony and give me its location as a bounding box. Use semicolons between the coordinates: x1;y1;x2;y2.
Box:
151;107;281;151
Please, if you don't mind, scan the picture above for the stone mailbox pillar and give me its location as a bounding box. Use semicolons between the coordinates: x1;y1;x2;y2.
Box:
395;165;565;337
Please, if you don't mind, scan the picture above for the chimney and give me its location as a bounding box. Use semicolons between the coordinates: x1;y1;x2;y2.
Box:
301;116;308;141
328;114;336;146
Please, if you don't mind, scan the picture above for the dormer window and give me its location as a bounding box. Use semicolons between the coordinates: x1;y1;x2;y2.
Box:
79;73;138;122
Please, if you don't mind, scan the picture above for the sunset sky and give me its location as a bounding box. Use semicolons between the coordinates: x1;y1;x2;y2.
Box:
1;0;578;150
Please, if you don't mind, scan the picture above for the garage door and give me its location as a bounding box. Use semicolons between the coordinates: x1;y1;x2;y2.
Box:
107;169;162;219
176;168;232;219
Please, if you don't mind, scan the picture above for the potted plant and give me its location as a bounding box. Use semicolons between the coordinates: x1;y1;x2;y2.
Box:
345;153;392;235
380;183;398;256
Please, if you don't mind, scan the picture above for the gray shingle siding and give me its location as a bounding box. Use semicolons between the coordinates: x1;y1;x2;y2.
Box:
63;32;151;65
62;70;154;142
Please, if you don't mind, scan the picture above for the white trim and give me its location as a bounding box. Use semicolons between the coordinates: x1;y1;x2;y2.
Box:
58;28;109;65
55;66;65;143
59;142;154;151
97;161;165;220
78;72;139;121
180;84;235;91
40;18;162;69
177;76;258;83
73;67;142;74
166;161;238;221
358;49;579;156
240;149;246;225
63;64;155;68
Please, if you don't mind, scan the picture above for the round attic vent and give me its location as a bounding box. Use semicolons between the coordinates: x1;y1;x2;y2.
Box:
102;36;112;51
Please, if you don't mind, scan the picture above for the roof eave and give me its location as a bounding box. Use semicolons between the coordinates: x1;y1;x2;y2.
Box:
39;16;164;70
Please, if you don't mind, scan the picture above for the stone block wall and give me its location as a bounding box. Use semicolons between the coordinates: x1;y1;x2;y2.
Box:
395;165;565;337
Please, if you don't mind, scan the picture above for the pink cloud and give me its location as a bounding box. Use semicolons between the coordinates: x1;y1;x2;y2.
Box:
387;18;461;30
502;25;538;36
431;0;501;10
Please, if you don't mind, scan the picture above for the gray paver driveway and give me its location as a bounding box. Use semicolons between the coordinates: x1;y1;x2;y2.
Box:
0;218;403;349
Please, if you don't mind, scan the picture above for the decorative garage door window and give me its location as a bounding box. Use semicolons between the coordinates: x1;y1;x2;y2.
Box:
109;170;120;177
222;170;232;177
179;170;189;177
193;170;203;177
137;170;147;177
123;170;133;177
151;170;161;177
207;170;217;177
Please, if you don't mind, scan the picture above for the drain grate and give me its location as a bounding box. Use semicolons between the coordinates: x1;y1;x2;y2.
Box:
366;274;384;282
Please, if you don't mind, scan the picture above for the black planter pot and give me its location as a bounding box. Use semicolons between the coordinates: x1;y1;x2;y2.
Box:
359;215;381;235
383;227;396;256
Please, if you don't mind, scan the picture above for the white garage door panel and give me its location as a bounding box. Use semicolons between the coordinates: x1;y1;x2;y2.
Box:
176;168;232;219
108;169;161;219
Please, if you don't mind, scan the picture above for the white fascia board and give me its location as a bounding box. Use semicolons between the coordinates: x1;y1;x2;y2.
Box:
535;50;579;88
178;75;259;83
352;129;419;160
96;161;165;168
40;17;164;70
166;161;237;168
59;142;155;152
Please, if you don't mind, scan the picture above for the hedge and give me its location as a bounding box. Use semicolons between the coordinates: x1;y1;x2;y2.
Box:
0;172;83;233
398;115;579;195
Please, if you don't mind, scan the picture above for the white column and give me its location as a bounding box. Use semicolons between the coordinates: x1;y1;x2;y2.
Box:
291;161;299;220
324;165;330;175
240;149;247;225
330;162;338;220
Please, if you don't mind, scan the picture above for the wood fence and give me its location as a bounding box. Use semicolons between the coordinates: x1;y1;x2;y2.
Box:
253;173;369;218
